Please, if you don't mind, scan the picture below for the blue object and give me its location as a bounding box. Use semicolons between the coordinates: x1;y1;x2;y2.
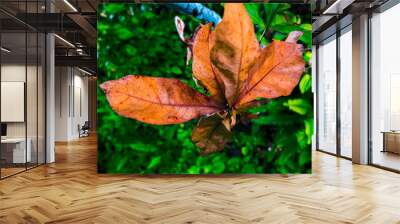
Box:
169;3;222;25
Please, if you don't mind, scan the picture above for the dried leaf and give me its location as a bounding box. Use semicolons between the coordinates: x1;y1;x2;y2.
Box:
210;3;260;106
100;75;222;125
236;36;305;107
174;16;185;42
192;23;225;103
191;113;232;154
186;48;192;66
175;17;200;66
230;110;237;127
285;31;303;43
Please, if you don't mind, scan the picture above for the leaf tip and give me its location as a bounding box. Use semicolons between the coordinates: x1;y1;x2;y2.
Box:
174;16;185;42
285;31;303;43
100;81;111;92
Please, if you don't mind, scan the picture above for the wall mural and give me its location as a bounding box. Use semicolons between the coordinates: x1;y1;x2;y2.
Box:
97;3;313;174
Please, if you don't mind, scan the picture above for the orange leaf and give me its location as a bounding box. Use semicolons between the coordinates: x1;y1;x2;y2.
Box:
210;3;260;106
100;75;222;125
236;39;305;107
192;23;225;103
191;113;232;154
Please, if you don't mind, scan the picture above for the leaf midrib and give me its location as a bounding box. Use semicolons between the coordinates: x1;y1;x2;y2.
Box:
236;44;298;105
113;90;222;109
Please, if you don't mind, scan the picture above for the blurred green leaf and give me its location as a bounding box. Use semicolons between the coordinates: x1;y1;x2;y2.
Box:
304;118;314;144
284;98;311;115
264;4;280;29
228;158;241;171
253;114;299;125
241;146;249;156
296;130;307;149
213;162;225;173
299;74;312;94
125;45;137;56
272;24;311;46
245;4;266;29
273;32;286;41
148;156;161;169
271;14;286;26
104;4;126;14
304;51;312;63
113;24;134;40
188;166;200;174
242;164;256;173
171;66;182;74
300;23;312;31
299;149;310;166
129;142;158;153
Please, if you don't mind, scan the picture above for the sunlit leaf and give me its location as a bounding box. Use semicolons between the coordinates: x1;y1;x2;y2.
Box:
299;74;312;94
300;23;312;31
236;36;305;106
304;51;312;64
104;4;126;14
284;98;311;115
101;75;222;125
245;4;266;29
148;156;161;169
304;118;314;144
211;3;260;106
264;3;280;30
192;23;225;103
171;66;182;74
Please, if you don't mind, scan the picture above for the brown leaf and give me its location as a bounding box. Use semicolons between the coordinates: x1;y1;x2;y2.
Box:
210;3;260;106
230;110;237;127
285;31;303;43
185;25;202;66
100;75;222;125
174;16;185;42
192;23;225;103
191;113;232;154
186;47;192;66
236;38;305;107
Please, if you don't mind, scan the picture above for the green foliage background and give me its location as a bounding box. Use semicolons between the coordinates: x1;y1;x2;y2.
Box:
97;3;313;174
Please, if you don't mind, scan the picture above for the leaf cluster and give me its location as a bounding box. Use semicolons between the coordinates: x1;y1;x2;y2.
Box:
97;3;312;174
